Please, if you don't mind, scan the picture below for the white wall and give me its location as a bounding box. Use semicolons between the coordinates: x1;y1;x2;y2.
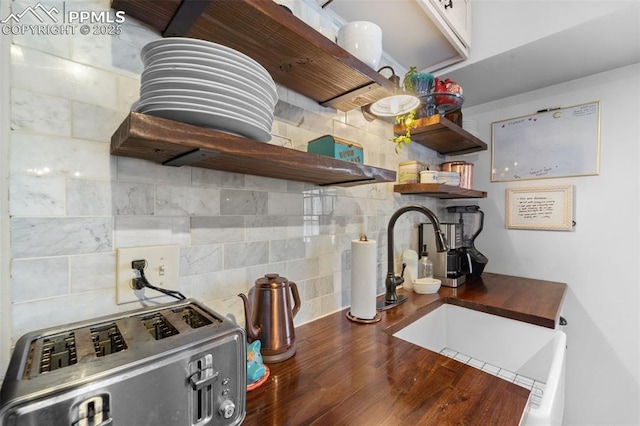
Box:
458;63;640;425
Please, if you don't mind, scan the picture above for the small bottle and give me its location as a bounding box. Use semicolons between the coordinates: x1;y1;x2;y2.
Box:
419;244;433;279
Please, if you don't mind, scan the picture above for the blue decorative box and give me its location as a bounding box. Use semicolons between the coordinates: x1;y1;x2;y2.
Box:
307;135;363;164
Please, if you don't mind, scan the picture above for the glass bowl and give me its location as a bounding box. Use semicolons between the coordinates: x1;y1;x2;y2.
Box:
417;92;464;117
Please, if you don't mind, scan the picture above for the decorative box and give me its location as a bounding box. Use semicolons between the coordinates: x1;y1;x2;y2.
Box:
398;161;430;184
307;135;363;164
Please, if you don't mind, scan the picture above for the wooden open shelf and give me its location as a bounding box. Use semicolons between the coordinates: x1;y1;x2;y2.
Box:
395;115;488;156
111;113;396;187
111;0;395;111
394;183;487;199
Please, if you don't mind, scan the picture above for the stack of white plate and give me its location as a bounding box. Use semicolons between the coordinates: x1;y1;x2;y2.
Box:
135;38;277;142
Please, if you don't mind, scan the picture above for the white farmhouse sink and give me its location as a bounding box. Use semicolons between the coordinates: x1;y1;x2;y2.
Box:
393;304;566;426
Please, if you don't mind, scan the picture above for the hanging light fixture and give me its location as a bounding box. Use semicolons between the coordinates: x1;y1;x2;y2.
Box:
362;66;420;121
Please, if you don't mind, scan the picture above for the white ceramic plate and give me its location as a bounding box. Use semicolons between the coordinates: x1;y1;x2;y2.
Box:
141;38;270;78
142;63;277;105
138;93;273;128
143;47;273;83
136;102;271;142
136;98;269;131
140;77;274;112
144;55;275;94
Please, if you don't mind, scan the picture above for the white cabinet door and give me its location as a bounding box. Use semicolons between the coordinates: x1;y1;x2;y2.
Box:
418;0;471;51
429;0;472;48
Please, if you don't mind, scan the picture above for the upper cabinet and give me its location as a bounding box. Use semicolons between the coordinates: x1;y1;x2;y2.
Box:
111;0;396;111
422;0;471;51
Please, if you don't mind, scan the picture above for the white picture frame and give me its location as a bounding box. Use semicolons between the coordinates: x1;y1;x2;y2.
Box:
505;186;574;231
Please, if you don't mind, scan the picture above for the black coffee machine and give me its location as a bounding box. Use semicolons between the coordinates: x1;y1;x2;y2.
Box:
447;205;488;278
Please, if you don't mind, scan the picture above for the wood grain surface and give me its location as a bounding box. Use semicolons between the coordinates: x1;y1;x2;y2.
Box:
244;273;566;425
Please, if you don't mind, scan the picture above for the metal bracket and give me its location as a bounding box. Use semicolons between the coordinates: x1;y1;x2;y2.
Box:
163;0;212;37
163;149;219;167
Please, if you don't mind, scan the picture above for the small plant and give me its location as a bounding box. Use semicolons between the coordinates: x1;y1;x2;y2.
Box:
402;66;419;94
392;109;418;153
391;66;420;153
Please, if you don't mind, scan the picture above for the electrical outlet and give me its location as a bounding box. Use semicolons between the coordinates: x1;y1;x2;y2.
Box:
116;245;180;304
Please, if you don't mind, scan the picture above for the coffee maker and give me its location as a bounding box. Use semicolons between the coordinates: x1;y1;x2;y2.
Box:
446;205;489;278
419;222;470;287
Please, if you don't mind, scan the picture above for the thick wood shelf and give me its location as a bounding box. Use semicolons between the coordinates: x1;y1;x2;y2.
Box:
111;0;395;111
395;114;488;156
394;183;487;198
111;113;396;187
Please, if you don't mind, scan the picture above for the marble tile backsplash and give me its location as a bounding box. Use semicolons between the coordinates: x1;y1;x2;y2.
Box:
5;0;445;345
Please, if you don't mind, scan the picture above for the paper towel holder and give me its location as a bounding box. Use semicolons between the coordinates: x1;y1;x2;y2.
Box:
347;234;382;324
346;310;381;323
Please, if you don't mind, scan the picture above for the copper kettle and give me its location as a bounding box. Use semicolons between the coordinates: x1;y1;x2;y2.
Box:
238;273;301;363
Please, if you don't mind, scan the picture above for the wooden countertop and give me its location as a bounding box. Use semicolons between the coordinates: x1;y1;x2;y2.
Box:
244;273;567;425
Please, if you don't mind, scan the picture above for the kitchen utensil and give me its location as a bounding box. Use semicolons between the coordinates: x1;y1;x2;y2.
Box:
239;273;301;363
0;299;246;426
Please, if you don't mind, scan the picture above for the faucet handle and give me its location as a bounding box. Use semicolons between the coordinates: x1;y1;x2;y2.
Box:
401;262;407;278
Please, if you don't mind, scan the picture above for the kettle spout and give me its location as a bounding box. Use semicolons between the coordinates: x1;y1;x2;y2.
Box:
238;293;261;341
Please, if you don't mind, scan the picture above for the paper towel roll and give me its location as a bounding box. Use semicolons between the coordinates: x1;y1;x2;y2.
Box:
351;237;377;320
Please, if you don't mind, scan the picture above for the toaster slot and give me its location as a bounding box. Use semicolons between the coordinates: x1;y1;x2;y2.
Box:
140;312;179;340
34;332;78;375
173;306;216;329
90;323;127;357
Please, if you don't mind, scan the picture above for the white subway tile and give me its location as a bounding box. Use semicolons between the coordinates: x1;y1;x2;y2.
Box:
11;88;71;136
12;46;118;107
11;133;115;179
116;156;191;185
72;101;127;142
12;289;117;338
70;252;116;292
114;216;189;248
156;185;220;216
11;217;113;258
10;175;66;216
12;257;69;303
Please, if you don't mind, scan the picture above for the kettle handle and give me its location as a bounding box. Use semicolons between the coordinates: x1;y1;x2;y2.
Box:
289;281;301;318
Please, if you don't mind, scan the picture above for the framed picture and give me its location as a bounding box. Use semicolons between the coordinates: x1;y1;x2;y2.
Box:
492;101;600;182
505;186;574;231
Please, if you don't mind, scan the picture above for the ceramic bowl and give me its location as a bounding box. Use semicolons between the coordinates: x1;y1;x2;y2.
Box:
337;21;382;68
413;277;441;294
337;38;382;69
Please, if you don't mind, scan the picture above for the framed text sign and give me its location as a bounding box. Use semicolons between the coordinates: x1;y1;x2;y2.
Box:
505;186;574;231
492;101;600;182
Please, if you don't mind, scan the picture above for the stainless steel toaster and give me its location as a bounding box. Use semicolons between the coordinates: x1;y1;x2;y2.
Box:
0;299;246;426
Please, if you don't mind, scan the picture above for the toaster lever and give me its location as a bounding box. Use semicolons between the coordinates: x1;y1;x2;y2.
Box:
189;368;219;390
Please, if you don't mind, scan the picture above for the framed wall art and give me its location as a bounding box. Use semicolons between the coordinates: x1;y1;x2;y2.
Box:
505;186;574;231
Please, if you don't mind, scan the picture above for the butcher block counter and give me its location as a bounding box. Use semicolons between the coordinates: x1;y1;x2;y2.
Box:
244;273;567;425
